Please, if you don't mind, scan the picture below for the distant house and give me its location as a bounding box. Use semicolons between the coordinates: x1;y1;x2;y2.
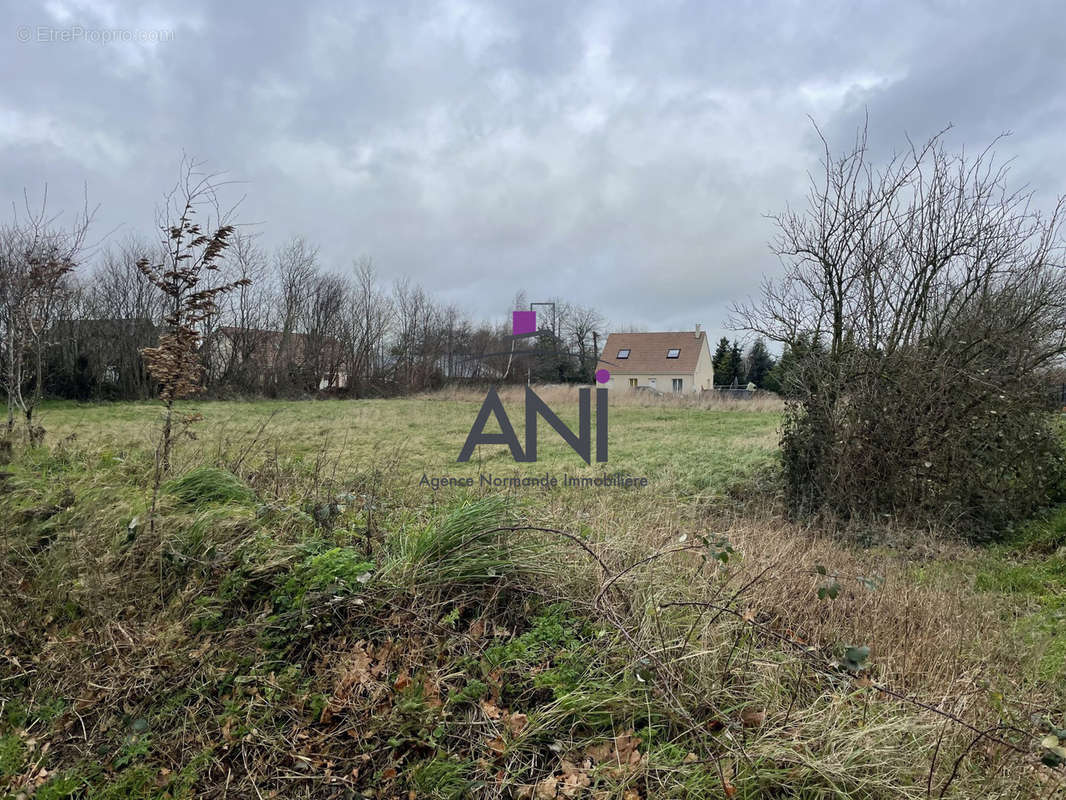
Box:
206;326;349;391
596;326;714;394
48;317;159;397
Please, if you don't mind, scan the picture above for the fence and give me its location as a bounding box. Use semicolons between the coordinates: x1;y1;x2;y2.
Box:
710;385;757;400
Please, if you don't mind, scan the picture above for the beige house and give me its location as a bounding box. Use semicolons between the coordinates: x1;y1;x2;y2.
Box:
596;326;714;394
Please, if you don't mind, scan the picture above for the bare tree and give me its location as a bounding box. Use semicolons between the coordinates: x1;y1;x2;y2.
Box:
392;278;433;391
205;233;274;393
563;303;605;381
732;121;1066;535
0;186;95;443
271;237;318;394
302;271;348;391
138;159;249;489
75;238;164;399
339;258;392;396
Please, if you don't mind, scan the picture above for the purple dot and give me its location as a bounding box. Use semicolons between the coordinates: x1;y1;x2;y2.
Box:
595;369;610;384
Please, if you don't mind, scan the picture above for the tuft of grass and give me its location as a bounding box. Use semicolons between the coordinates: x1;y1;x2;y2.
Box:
389;495;533;589
411;756;474;799
1007;505;1066;555
163;466;256;506
32;773;83;800
0;734;25;780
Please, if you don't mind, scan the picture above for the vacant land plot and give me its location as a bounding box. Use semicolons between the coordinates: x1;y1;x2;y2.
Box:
36;394;780;496
2;394;1065;799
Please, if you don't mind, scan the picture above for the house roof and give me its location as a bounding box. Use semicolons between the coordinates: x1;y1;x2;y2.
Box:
596;331;707;374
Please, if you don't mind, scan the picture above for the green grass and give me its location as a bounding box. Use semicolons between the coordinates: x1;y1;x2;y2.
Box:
34;397;780;498
966;510;1066;681
163;466;257;506
0;735;25;781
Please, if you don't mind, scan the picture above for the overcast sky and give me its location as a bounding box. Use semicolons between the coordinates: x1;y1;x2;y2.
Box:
2;0;1065;341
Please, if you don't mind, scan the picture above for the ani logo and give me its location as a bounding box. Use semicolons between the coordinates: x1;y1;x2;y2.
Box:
458;309;610;464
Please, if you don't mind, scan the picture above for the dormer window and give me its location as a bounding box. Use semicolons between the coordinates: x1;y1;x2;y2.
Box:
617;349;630;359
666;348;680;358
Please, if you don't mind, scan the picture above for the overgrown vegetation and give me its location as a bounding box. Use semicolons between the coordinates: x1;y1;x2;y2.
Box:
2;398;1065;798
733;123;1066;537
136;159;249;533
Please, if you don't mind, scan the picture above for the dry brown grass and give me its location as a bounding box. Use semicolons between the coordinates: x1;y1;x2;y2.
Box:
723;519;1013;693
523;487;1064;797
601;494;1044;706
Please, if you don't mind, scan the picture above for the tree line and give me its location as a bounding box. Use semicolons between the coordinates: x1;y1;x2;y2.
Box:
710;336;776;389
0;166;609;420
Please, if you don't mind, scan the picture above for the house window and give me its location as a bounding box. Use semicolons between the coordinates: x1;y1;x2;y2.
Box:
629;378;638;388
672;378;683;393
617;349;630;359
666;348;680;358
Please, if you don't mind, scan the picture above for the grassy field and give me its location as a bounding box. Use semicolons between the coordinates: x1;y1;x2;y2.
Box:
2;392;1065;799
34;393;780;497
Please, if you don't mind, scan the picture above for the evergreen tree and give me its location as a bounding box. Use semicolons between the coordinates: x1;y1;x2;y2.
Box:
745;337;775;388
762;360;783;393
729;340;744;384
763;332;822;396
711;336;731;382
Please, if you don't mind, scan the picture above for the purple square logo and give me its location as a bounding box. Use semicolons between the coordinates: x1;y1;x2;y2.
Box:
512;310;536;336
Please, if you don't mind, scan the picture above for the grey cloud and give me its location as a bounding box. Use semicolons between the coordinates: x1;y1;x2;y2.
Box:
2;0;1064;342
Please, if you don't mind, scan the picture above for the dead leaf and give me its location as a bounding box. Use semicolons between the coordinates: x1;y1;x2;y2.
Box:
480;699;504;720
504;712;529;736
324;640;389;721
558;760;591;798
582;730;643;779
741;707;766;728
614;730;642;765
422;677;442;708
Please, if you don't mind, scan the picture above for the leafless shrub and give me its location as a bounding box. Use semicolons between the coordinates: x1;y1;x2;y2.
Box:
0;186;95;443
137;158;249;527
732;121;1066;536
